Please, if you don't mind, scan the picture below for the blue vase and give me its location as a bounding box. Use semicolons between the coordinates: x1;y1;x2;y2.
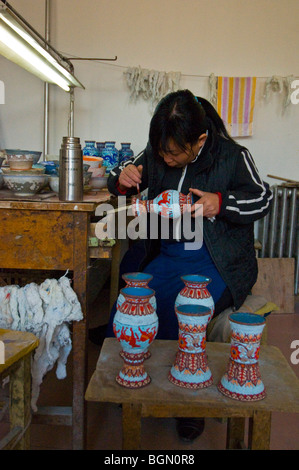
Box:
101;141;119;175
96;142;105;157
83;141;101;157
119;142;134;164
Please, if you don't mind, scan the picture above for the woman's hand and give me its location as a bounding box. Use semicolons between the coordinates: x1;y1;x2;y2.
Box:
118;164;143;191
189;188;220;218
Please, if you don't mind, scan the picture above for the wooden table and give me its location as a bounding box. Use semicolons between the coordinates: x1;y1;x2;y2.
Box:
0;328;39;450
0;189;112;449
85;338;299;450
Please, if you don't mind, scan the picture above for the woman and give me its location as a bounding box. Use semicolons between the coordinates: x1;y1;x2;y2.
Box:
107;89;272;336
105;89;272;441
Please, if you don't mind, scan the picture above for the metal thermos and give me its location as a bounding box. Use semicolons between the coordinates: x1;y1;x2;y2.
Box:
59;136;83;201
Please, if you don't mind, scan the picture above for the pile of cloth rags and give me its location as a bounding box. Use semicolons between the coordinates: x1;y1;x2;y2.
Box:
0;274;83;411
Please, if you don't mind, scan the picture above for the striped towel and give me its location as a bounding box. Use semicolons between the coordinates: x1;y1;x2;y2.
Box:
216;77;257;137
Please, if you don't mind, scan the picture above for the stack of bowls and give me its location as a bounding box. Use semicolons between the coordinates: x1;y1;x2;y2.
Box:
2;149;47;197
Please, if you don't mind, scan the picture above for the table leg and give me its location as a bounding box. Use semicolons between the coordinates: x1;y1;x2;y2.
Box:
248;410;271;450
122;403;142;450
72;212;89;450
9;355;32;449
226;417;246;449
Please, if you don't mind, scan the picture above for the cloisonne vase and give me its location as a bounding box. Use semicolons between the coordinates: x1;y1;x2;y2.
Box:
101;141;119;174
168;304;213;389
175;274;215;320
83;140;101;157
113;287;158;388
132;189;193;219
119;142;134;164
218;312;266;401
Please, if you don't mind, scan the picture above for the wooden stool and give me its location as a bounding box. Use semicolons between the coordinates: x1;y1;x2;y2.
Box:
86;338;299;450
0;328;39;450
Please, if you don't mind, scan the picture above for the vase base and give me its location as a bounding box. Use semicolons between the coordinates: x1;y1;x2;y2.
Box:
116;375;151;389
217;382;266;401
168;372;213;390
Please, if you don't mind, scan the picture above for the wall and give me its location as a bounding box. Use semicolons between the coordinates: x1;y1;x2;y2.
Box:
0;0;298;182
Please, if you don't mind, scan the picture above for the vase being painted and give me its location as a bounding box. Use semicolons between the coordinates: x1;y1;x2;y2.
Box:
168;304;213;389
113;287;158;388
175;274;214;320
132;189;193;219
218;312;266;401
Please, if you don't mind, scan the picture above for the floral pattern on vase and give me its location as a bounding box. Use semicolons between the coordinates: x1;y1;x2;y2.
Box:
113;287;158;388
175;274;214;320
218;312;266;401
168;304;213;389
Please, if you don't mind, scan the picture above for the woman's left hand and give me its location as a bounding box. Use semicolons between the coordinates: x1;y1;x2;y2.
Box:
189;188;220;218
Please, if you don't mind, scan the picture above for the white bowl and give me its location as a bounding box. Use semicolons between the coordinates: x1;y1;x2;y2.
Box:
90;176;108;190
3;174;48;196
4;150;42;164
49;175;59;193
83;156;103;169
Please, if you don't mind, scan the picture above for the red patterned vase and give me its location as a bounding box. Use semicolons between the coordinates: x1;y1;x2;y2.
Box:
113;287;158;388
218;312;266;401
168;304;213;389
132;189;193;219
117;272;156;360
175;274;214;320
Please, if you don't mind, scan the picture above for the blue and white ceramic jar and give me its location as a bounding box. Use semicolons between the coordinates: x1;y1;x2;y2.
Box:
168;304;213;389
218;312;266;401
119;142;134;164
101;141;119;174
83;141;101;157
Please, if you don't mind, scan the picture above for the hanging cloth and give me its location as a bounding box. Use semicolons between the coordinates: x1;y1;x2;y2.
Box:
216;76;257;137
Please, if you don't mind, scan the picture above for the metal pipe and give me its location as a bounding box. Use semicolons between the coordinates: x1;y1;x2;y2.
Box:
278;187;288;257
268;186;278;257
43;0;50;160
287;188;298;258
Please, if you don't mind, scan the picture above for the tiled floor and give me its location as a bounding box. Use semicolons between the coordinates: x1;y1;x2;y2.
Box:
2;291;299;450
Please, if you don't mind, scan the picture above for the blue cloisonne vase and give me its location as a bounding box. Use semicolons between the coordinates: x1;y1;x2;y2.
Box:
83;140;101;157
218;312;266;401
113;287;158;388
175;274;214;320
119;142;134;164
96;142;105;156
101;141;119;174
168;304;213;389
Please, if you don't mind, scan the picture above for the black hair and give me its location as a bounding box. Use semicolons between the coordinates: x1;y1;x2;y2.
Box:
149;89;235;157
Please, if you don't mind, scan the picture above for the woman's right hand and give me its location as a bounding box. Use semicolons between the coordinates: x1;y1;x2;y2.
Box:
118;164;143;191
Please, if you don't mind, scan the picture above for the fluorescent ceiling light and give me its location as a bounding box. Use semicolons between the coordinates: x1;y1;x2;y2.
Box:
0;4;84;92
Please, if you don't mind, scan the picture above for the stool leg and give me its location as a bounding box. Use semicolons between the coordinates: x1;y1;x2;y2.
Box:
122;403;142;450
248;411;271;450
226;417;246;449
9;355;32;450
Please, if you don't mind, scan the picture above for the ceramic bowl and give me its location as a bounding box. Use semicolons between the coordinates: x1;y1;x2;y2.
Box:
3;174;48;196
90;176;108;190
88;166;106;177
83;156;103;169
4;149;42;165
7;154;34;170
49;175;59;193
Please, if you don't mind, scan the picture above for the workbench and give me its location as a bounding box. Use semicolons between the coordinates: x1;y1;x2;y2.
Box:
0;189;115;449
